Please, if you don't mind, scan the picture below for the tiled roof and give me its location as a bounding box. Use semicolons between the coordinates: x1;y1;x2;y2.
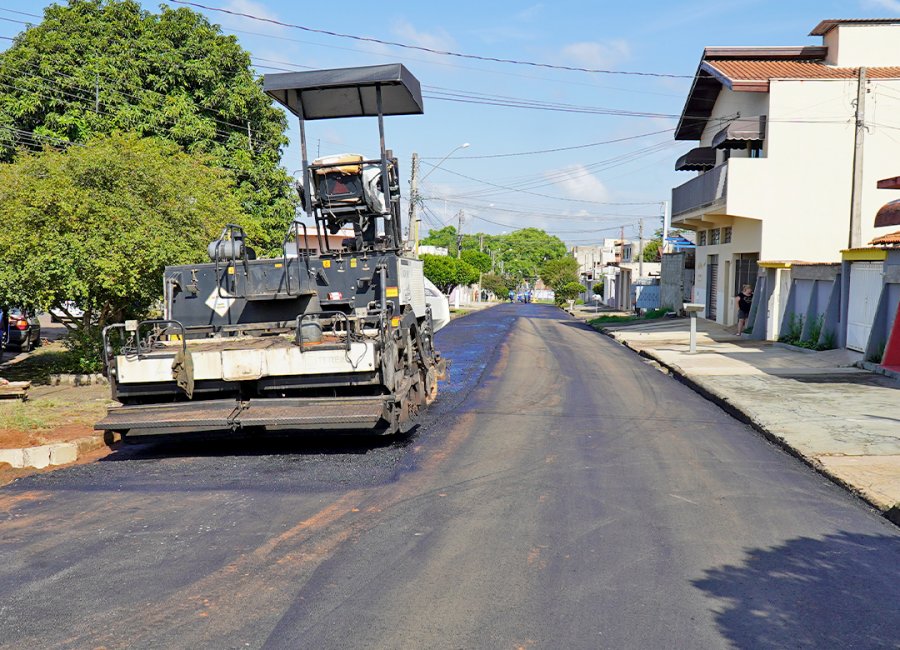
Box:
870;230;900;246
705;60;900;84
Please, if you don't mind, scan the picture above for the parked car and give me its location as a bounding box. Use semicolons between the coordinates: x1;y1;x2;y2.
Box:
49;301;84;324
1;307;41;352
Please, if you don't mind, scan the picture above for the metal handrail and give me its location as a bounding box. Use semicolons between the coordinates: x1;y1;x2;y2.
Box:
282;221;311;296
102;319;187;367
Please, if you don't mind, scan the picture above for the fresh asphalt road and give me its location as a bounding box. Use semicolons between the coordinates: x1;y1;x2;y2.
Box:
1;304;898;649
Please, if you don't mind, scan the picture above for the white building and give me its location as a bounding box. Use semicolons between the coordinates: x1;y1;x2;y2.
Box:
670;18;900;325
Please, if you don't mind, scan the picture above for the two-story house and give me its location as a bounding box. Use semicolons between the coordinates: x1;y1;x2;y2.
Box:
671;18;900;325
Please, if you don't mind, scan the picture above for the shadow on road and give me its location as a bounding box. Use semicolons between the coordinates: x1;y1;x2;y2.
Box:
100;427;417;462
693;531;900;649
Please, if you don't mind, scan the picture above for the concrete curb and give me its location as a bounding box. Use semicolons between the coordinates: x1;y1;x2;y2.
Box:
47;373;109;386
773;342;819;354
857;360;900;382
0;434;114;469
597;326;898;524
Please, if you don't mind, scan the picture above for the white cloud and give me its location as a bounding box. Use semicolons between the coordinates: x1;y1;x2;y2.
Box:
861;0;900;10
392;19;455;53
560;39;631;70
548;165;611;203
219;0;286;32
516;4;544;22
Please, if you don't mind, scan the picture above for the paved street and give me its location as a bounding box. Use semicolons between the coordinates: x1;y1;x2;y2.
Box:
1;304;898;649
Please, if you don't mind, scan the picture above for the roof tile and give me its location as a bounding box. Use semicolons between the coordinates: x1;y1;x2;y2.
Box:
706;60;900;83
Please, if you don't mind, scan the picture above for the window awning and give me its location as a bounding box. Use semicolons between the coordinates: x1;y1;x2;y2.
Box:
675;146;716;171
875;198;900;227
712;116;766;149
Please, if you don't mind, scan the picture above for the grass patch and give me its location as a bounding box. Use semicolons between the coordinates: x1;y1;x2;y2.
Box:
0;393;110;433
588;307;669;327
0;342;93;384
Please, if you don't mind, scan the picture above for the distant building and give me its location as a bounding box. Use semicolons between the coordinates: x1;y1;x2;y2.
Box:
418;245;450;257
670;18;900;325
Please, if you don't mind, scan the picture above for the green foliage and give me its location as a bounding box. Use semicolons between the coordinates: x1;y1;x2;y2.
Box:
539;256;580;291
481;273;511;298
867;341;886;364
421;254;479;294
0;0;295;253
422;226;566;282
779;313;805;345
494;228;567;281
460;249;491;274
0;133;249;357
555;281;586;305
588;308;668;326
592;282;604;295
420;225;457;251
642;239;661;262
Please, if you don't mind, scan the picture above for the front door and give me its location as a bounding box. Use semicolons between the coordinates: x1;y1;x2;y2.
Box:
847;262;883;352
706;254;719;320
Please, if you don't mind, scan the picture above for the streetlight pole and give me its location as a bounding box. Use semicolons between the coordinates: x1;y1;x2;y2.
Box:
409;143;470;257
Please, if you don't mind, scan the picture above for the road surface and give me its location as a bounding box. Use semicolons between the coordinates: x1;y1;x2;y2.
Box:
1;304;898;649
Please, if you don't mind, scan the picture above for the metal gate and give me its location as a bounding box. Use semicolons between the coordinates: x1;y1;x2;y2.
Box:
734;253;759;295
707;254;719;320
847;262;883;352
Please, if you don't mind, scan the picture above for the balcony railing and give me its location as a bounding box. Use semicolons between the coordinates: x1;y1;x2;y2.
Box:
672;163;727;217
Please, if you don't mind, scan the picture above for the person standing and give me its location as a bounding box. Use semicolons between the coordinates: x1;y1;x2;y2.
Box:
735;284;753;335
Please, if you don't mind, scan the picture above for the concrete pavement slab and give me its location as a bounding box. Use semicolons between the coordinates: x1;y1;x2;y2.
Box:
598;316;900;514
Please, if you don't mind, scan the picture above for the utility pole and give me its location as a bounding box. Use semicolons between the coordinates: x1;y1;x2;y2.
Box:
662;200;670;254
849;67;867;249
456;210;464;258
408;152;419;255
638;218;644;279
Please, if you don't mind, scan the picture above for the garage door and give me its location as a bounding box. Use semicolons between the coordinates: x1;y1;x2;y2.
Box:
847;262;883;352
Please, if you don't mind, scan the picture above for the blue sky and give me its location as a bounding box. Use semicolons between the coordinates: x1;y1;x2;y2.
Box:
1;0;897;245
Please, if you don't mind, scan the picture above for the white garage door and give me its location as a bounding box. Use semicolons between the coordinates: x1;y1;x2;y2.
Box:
847;262;883;352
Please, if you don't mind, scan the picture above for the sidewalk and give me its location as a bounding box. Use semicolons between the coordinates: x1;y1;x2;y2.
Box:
595;317;900;522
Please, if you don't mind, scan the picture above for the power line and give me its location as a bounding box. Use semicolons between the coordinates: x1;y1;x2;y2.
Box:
0;8;41;19
169;0;691;79
420;128;675;160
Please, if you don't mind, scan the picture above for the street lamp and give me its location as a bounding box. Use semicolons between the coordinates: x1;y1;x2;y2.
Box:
411;142;470;256
420;142;469;183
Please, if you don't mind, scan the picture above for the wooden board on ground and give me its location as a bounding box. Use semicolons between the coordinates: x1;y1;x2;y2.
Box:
0;381;30;399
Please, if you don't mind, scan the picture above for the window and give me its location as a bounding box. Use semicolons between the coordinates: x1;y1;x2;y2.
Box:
710;228;721;245
698;230;707;246
723;227;732;244
748;142;763;158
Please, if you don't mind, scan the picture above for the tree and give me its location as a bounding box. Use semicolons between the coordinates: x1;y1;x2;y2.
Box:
421;254;478;295
539;257;580;290
0;0;295;254
642;239;661;262
423;226;566;282
461;249;491;274
0;133;250;365
555;282;586;305
420;226;457;251
481;273;511;298
644;226;688;262
493;228;567;281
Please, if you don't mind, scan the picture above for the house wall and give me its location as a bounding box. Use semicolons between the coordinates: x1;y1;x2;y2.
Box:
824;24;900;67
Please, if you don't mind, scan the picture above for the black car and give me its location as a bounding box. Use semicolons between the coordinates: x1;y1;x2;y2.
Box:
1;307;41;353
